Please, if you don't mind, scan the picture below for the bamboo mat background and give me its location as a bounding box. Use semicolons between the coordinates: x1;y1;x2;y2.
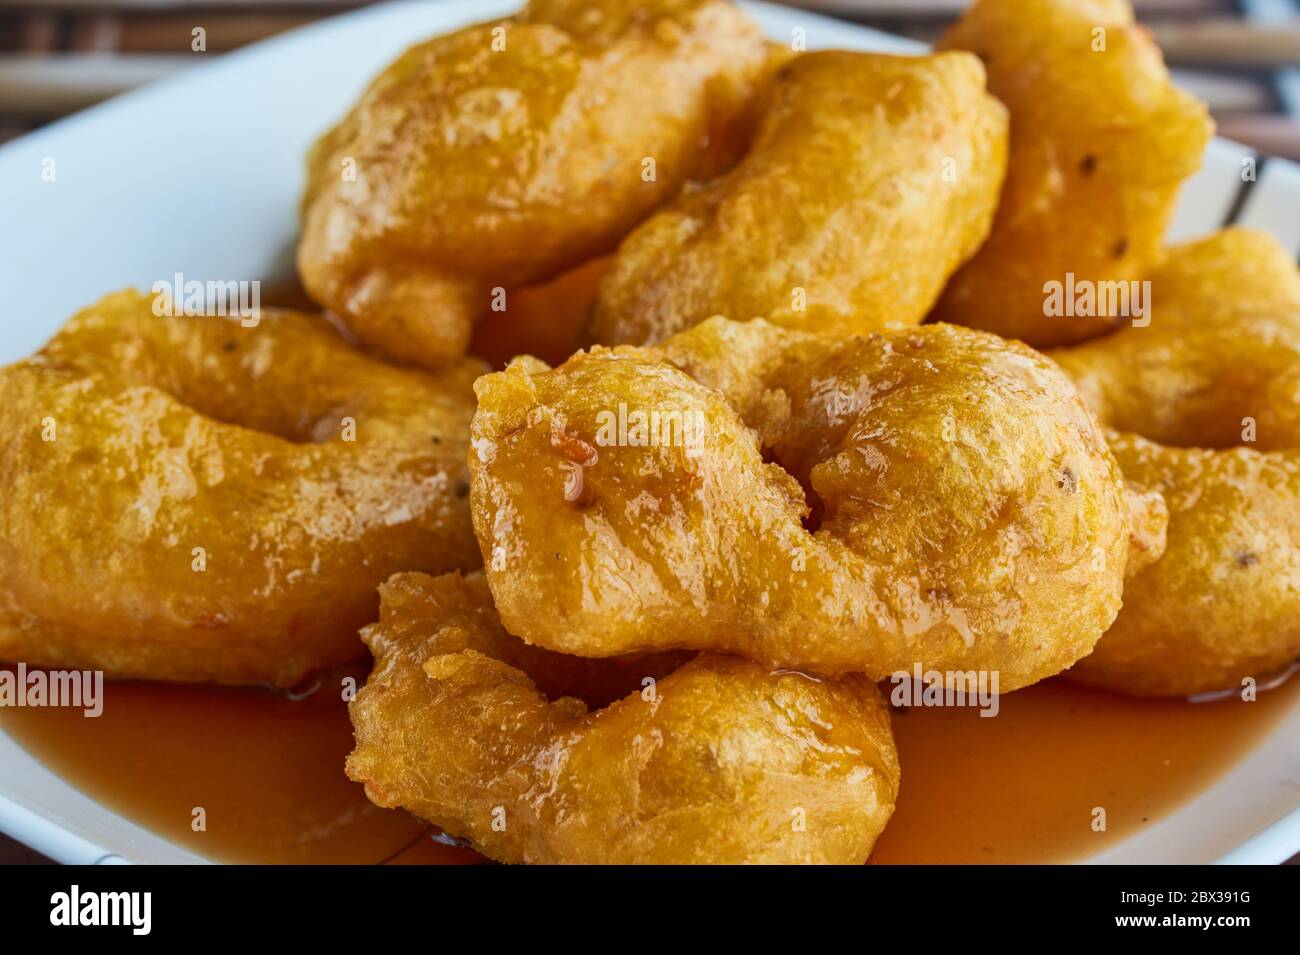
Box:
0;0;1298;865
0;0;1297;154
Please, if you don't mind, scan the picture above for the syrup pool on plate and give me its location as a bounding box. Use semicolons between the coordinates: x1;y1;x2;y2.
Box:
2;663;1295;864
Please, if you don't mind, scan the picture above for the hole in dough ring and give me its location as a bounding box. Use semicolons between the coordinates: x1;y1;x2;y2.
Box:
0;290;483;686
469;316;1158;692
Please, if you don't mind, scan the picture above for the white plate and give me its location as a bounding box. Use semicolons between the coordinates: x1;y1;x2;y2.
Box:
1;0;1298;865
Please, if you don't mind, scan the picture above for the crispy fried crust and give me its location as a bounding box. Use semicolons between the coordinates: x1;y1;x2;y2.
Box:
591;50;1008;345
933;0;1212;346
346;571;899;864
1053;229;1300;452
470;318;1154;690
1052;229;1300;696
0;290;483;686
297;0;771;367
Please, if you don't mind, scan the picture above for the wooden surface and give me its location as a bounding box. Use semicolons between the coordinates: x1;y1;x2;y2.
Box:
0;1;1297;155
0;833;53;864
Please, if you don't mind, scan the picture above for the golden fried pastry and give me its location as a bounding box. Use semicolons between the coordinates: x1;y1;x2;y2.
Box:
1052;229;1300;452
0;290;483;686
298;0;771;367
346;571;899;864
933;0;1212;347
590;50;1008;346
470;317;1161;691
1051;229;1300;696
470;258;608;370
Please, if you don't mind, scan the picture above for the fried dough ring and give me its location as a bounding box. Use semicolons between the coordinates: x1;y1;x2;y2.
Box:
346;571;899;864
0;291;482;686
933;0;1212;347
298;0;771;367
1051;229;1300;696
469;317;1163;691
590;49;1008;346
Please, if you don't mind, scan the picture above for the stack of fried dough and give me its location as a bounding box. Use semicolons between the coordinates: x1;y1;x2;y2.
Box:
2;0;1298;864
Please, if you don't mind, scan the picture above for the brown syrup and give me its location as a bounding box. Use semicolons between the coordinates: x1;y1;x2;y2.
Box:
2;666;1295;864
0;664;479;865
8;273;1292;864
870;674;1299;864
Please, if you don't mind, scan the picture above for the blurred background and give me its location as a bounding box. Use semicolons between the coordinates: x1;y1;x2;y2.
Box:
0;0;1298;155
